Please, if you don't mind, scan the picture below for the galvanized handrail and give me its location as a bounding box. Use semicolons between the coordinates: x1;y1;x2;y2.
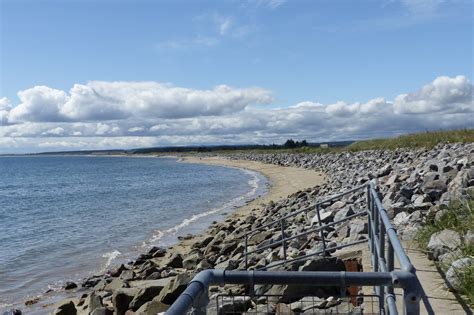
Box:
243;184;368;268
166;181;428;315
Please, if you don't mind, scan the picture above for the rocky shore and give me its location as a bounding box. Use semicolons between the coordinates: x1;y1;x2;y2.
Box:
9;142;473;315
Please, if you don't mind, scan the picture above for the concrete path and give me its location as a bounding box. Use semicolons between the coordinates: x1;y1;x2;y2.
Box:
354;241;471;314
399;241;472;315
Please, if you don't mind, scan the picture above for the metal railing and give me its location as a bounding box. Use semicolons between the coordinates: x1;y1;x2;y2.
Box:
242;183;368;270
166;181;428;315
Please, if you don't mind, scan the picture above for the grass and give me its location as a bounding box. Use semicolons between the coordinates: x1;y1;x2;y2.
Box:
347;129;474;151
415;197;474;306
209;129;474;155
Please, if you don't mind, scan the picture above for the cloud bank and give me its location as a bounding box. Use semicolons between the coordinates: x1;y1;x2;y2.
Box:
0;75;472;153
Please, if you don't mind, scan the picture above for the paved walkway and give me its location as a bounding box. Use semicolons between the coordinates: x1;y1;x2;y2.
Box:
399;241;471;315
355;241;471;314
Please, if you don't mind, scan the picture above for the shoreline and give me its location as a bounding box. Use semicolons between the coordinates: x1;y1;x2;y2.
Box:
14;156;326;314
169;156;327;255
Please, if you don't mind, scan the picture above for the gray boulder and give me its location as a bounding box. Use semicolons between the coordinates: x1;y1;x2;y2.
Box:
53;300;76;315
129;281;166;310
427;229;461;260
156;273;192;305
445;257;473;291
112;288;139;315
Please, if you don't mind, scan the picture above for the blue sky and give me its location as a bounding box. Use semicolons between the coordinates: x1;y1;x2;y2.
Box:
0;0;473;153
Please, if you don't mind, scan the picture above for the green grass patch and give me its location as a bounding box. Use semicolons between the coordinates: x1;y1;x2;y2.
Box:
415;197;474;306
347;129;474;151
210;129;474;155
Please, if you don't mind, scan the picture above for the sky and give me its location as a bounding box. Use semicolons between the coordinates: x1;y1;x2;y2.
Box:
0;0;473;153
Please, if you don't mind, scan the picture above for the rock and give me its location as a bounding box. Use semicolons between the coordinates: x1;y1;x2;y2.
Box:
311;210;334;225
82;276;103;288
328;201;345;211
149;247;167;258
445;257;473;291
377;164;392;177
165;253;183;268
333;207;355;223
112;288;139;315
134;298;168;315
422;179;447;201
109;264;127;277
63;281;78;290
2;310;22;315
268;257;346;302
427;229;461;260
156;273;192;305
83;292;102;313
24;297;40;306
349;221;367;236
465;230;474;246
248;231;272;245
290;297;328;312
53;300;76;315
182;252;202;270
393;212;409;227
90;307;113;315
146;272;162;280
104;278;127;291
129;282;166;311
120;270;135;281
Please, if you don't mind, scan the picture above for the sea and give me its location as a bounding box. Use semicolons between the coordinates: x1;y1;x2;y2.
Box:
0;156;267;312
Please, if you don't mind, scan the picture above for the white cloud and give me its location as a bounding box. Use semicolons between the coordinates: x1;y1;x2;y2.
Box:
393;75;473;114
5;81;273;123
0;97;12;125
0;75;472;153
216;16;233;35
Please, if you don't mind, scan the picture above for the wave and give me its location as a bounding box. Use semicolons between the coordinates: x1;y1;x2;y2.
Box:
101;250;121;271
142;168;265;248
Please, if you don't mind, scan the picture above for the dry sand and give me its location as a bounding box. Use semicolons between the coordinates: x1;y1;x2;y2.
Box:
169;156;326;253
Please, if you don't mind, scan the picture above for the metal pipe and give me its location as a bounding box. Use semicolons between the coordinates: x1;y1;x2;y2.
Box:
257;238;368;271
315;204;327;255
167;269;396;315
245;210;367;257
242;184;367;238
370;183;414;273
280;219;287;262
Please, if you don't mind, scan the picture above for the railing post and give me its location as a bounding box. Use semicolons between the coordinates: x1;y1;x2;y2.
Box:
379;220;386;313
316;204;327;255
367;184;374;264
244;235;249;270
280;219;287;262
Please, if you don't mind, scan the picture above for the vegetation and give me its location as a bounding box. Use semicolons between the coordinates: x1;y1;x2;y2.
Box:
415;197;474;306
347;129;474;151
26;128;473;156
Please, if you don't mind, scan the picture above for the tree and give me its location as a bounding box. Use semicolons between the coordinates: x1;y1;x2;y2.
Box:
284;139;297;148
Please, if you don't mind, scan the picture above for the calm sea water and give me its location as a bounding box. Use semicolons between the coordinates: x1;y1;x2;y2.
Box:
0;156;266;311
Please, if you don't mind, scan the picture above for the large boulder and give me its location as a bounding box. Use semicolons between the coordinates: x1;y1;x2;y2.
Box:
422;179;448;201
427;229;461;260
53;300;76;315
134;298;169;315
129;281;167;311
445;257;473;291
267;257;346;303
156;273;192;305
112;288;139;315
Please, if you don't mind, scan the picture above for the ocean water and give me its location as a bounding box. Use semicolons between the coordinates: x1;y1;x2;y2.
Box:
0;156;266;311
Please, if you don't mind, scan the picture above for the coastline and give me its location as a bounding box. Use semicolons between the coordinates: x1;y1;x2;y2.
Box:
169;156;327;255
14;156;326;314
